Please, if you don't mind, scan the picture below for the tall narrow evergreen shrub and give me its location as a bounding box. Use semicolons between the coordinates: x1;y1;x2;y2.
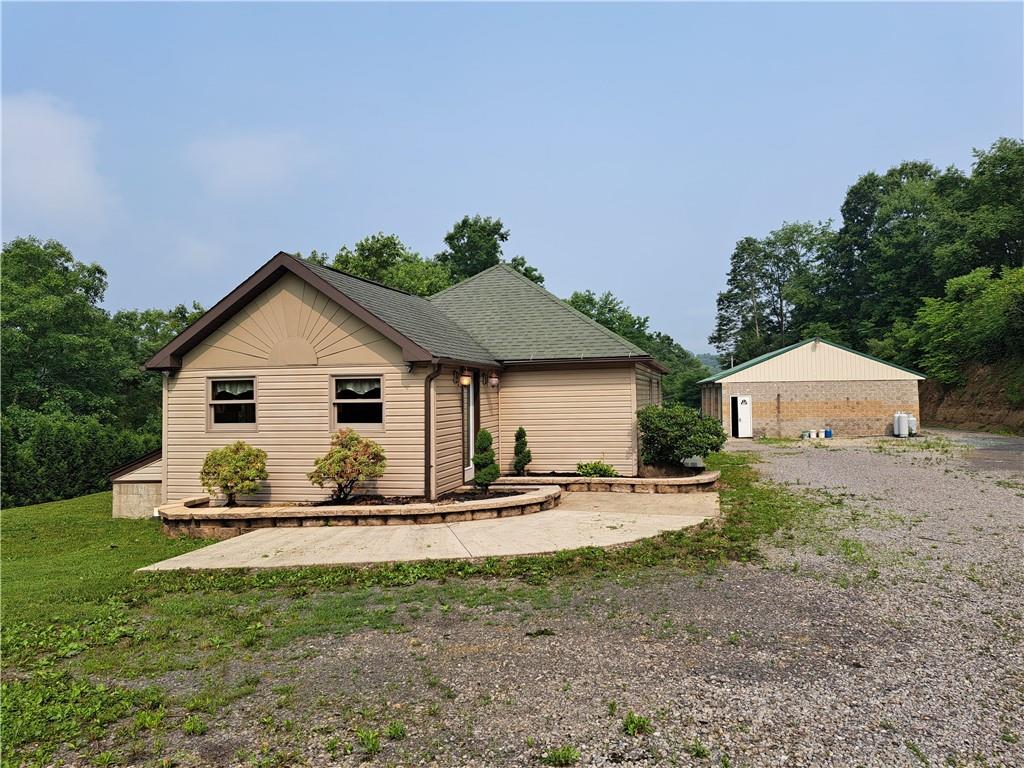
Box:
513;426;532;476
472;429;501;490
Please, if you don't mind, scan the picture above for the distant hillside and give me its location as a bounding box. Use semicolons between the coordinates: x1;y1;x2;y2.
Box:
696;353;721;374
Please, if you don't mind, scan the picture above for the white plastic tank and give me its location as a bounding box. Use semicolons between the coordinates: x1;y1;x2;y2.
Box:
908;414;918;436
896;412;910;438
893;412;903;437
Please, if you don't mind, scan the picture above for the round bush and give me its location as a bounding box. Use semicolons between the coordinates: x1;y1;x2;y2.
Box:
637;404;726;467
199;440;268;505
308;428;387;502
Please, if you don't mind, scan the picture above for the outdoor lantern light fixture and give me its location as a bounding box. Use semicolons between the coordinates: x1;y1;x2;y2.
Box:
488;371;500;388
458;369;472;387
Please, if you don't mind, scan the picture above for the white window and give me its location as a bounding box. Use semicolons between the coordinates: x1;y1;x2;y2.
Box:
333;377;383;427
209;378;256;428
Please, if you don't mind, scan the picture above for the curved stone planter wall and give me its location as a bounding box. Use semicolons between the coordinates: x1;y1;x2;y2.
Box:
159;485;561;540
492;471;720;494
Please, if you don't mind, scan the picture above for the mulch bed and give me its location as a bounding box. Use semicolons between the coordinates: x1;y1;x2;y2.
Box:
303;489;521;507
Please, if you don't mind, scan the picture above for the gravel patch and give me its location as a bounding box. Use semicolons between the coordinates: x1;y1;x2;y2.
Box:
122;433;1024;768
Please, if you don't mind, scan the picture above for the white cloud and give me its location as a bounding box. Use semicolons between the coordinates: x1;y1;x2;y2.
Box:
2;93;118;238
184;133;313;198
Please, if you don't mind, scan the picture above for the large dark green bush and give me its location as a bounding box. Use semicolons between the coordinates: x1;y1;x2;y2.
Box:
471;429;500;490
636;404;726;467
0;406;157;508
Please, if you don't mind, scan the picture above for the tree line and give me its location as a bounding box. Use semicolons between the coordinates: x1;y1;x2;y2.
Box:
2;215;707;508
710;138;1023;399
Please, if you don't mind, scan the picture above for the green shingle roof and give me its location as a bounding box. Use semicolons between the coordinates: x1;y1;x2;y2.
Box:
428;264;651;362
302;259;498;367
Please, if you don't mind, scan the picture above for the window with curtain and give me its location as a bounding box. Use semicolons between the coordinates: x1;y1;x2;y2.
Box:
209;378;256;426
333;377;383;426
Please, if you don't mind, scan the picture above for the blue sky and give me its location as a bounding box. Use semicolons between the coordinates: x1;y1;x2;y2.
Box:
3;2;1021;352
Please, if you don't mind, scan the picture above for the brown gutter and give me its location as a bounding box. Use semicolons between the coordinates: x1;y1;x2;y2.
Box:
423;362;443;499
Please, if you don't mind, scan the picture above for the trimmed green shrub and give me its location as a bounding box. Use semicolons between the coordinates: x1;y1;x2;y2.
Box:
199;441;268;505
308;428;387;502
637;404;726;466
513;426;532;475
472;429;500;490
576;460;617;477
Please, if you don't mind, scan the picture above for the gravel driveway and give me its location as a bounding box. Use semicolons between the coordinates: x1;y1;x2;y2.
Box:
151;433;1024;768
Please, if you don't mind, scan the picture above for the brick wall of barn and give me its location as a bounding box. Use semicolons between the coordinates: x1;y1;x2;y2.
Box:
719;380;920;438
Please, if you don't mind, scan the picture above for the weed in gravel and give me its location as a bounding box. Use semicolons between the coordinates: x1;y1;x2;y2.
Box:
182;714;207;736
132;707;165;732
607;700;618;716
906;740;930;765
1001;729;1020;744
542;744;582;765
686;738;710;758
386;720;407;739
623;711;653;736
356;727;382;755
525;627;556;637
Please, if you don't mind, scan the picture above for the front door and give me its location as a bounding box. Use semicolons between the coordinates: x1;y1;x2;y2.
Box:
462;374;476;481
734;395;753;438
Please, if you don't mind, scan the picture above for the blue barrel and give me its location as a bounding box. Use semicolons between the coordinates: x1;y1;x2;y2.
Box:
824;427;833;438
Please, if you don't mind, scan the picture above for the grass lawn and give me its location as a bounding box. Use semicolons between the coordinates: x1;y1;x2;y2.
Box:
0;453;818;768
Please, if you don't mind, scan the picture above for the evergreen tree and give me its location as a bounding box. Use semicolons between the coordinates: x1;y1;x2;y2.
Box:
513;426;532;475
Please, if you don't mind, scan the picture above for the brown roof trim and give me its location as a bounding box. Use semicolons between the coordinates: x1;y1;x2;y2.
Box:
145;252;434;370
501;356;670;374
108;447;162;482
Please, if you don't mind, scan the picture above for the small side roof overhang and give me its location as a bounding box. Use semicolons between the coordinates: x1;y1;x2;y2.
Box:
108;447;162;482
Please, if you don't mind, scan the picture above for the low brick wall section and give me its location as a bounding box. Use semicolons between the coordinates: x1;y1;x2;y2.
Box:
159;486;560;540
720;380;920;438
492;472;719;494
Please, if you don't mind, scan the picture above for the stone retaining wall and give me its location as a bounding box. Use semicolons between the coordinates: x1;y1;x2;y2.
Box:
492;472;720;494
159;486;560;540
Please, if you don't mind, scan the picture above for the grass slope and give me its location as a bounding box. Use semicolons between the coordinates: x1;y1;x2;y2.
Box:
0;453;817;767
2;492;206;625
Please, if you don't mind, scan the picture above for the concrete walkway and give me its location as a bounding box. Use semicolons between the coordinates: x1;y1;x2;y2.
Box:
139;491;718;571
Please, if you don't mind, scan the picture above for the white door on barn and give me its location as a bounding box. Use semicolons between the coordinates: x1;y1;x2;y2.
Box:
736;395;753;438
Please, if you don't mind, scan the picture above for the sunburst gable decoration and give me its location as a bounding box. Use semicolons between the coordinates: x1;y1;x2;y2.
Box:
184;274;405;368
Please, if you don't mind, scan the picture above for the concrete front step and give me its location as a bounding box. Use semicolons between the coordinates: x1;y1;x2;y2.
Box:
158;486;560;540
491;471;719;494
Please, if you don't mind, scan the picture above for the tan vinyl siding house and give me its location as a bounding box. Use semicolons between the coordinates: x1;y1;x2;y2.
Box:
497;367;638;475
134;252;667;511
700;338;924;438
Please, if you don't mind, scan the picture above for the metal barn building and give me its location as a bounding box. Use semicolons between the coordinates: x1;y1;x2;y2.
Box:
699;338;924;439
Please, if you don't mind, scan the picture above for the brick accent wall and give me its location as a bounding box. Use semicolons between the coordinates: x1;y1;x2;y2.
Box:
719;380;920;438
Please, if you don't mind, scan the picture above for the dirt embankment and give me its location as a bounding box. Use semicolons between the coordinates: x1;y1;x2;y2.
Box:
921;360;1024;434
